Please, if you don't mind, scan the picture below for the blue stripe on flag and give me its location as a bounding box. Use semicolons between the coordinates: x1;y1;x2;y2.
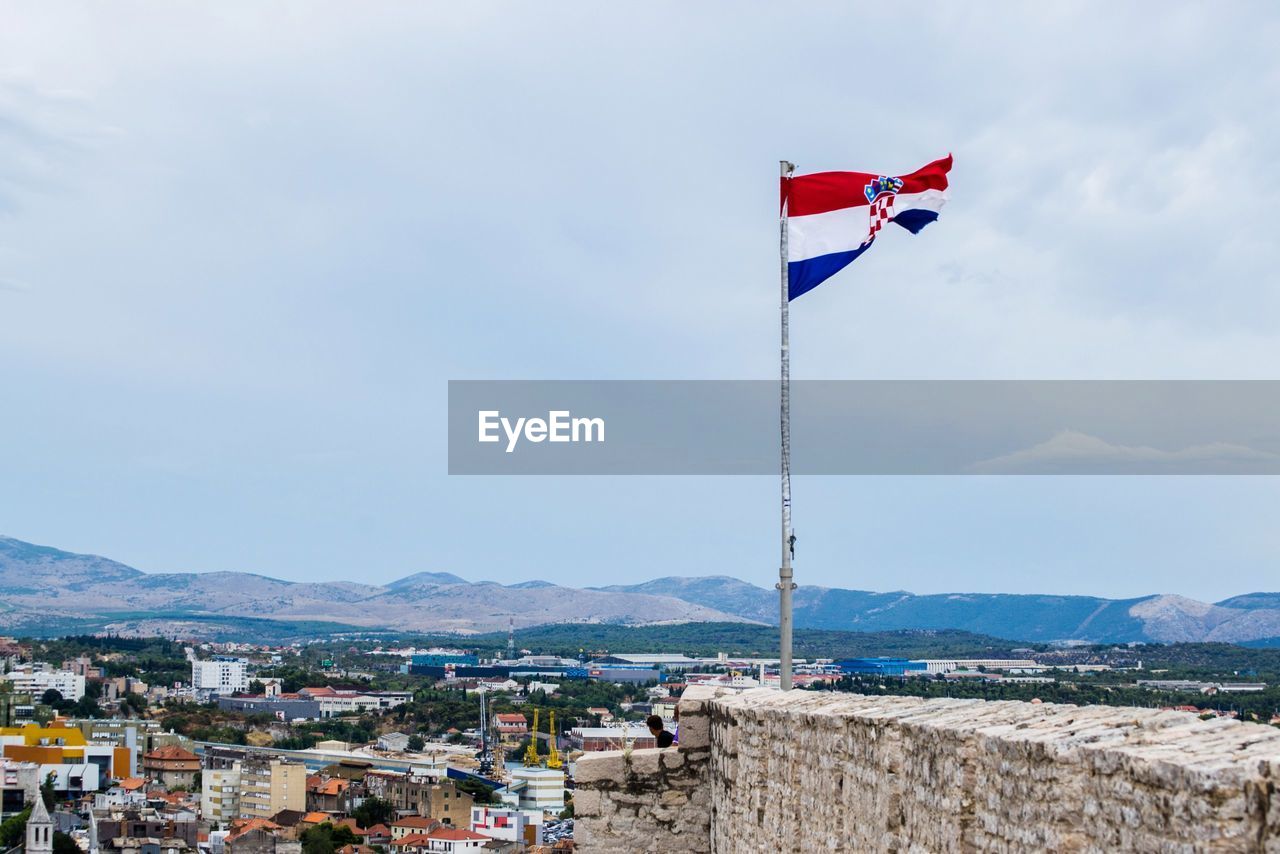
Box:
788;244;872;300
891;209;939;234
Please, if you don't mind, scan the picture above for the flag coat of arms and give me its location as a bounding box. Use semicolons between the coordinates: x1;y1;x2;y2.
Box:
782;154;951;300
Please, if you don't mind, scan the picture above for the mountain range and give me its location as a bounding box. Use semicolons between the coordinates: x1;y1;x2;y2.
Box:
3;535;1280;645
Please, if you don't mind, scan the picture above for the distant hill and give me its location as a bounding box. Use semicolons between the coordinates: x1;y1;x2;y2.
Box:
1216;593;1280;610
598;578;1280;645
0;535;749;636
4;535;1280;644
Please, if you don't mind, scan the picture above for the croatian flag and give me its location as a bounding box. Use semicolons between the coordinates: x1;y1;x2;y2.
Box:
783;155;951;300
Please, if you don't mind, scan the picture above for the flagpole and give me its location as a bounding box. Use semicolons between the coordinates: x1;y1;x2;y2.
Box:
779;159;796;691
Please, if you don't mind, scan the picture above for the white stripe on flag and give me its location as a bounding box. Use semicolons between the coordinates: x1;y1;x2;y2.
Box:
787;189;947;262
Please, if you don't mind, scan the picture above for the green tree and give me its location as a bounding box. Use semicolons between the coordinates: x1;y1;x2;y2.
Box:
41;772;56;810
351;797;396;829
300;822;359;854
453;778;497;805
406;734;424;752
0;806;31;849
53;831;80;854
72;695;104;718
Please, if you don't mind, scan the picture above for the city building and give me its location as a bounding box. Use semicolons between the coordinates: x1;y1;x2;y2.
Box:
835;658;929;676
41;762;100;799
216;688;416;720
304;776;349;813
1;757;39;819
94;778;148;811
915;659;1041;675
76;720;193;757
216;696;322;721
584;667;660;684
422;827;489;852
3;664;87;702
142;746;201;789
296;687;411;718
0;686;36;727
506;767;564;813
376;733;411;752
587;654;700;670
391;817;440;840
408;652;479;669
569;724;654;752
392;828;489;853
62;657;104;679
238;758;306;820
1;721;133;779
469;806;543;847
202;766;242;826
494;714;527;738
376;775;473;826
192;659;249;695
225;821;302;854
89;806;199;854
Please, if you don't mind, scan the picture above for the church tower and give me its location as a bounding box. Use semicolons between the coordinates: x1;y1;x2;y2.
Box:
25;792;54;854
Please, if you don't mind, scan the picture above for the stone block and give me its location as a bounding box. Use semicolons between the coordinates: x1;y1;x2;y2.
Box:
572;788;602;816
574;749;628;785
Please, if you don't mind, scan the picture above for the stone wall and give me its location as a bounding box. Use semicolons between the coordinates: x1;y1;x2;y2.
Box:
576;686;1280;853
573;685;720;852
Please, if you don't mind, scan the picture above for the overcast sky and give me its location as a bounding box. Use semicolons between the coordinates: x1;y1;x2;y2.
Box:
2;3;1279;600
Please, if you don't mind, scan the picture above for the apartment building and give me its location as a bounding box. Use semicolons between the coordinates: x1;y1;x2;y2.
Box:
3;664;86;702
238;758;305;820
202;765;242;826
192;659;249;695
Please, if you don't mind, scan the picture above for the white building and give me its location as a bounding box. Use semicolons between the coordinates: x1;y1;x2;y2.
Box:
1;758;40;820
192;658;249;695
470;806;543;846
4;665;86;702
915;659;1040;675
40;763;100;798
507;767;564;813
296;687;411;717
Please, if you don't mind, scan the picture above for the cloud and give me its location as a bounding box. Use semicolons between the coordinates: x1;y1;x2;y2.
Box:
969;430;1280;474
0;277;30;292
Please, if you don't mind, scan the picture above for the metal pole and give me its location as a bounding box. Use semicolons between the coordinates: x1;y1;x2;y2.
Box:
779;160;796;691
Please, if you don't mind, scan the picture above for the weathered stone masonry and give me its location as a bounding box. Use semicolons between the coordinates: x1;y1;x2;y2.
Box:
576;686;1280;852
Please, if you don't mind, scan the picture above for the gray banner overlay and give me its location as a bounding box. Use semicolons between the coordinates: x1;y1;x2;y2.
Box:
448;381;1280;475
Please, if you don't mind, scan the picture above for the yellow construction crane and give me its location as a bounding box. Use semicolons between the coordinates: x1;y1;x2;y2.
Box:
522;708;541;766
546;710;562;769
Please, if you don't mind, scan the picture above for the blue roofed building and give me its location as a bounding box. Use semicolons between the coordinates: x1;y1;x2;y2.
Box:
835;658;928;676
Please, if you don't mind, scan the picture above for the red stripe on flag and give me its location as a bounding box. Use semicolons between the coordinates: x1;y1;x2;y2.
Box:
782;155;951;217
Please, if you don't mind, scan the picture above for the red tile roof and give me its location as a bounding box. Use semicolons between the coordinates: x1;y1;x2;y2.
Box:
226;819;282;841
392;817;438;829
428;828;488;841
316;778;348;796
392;833;434;848
143;745;199;761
